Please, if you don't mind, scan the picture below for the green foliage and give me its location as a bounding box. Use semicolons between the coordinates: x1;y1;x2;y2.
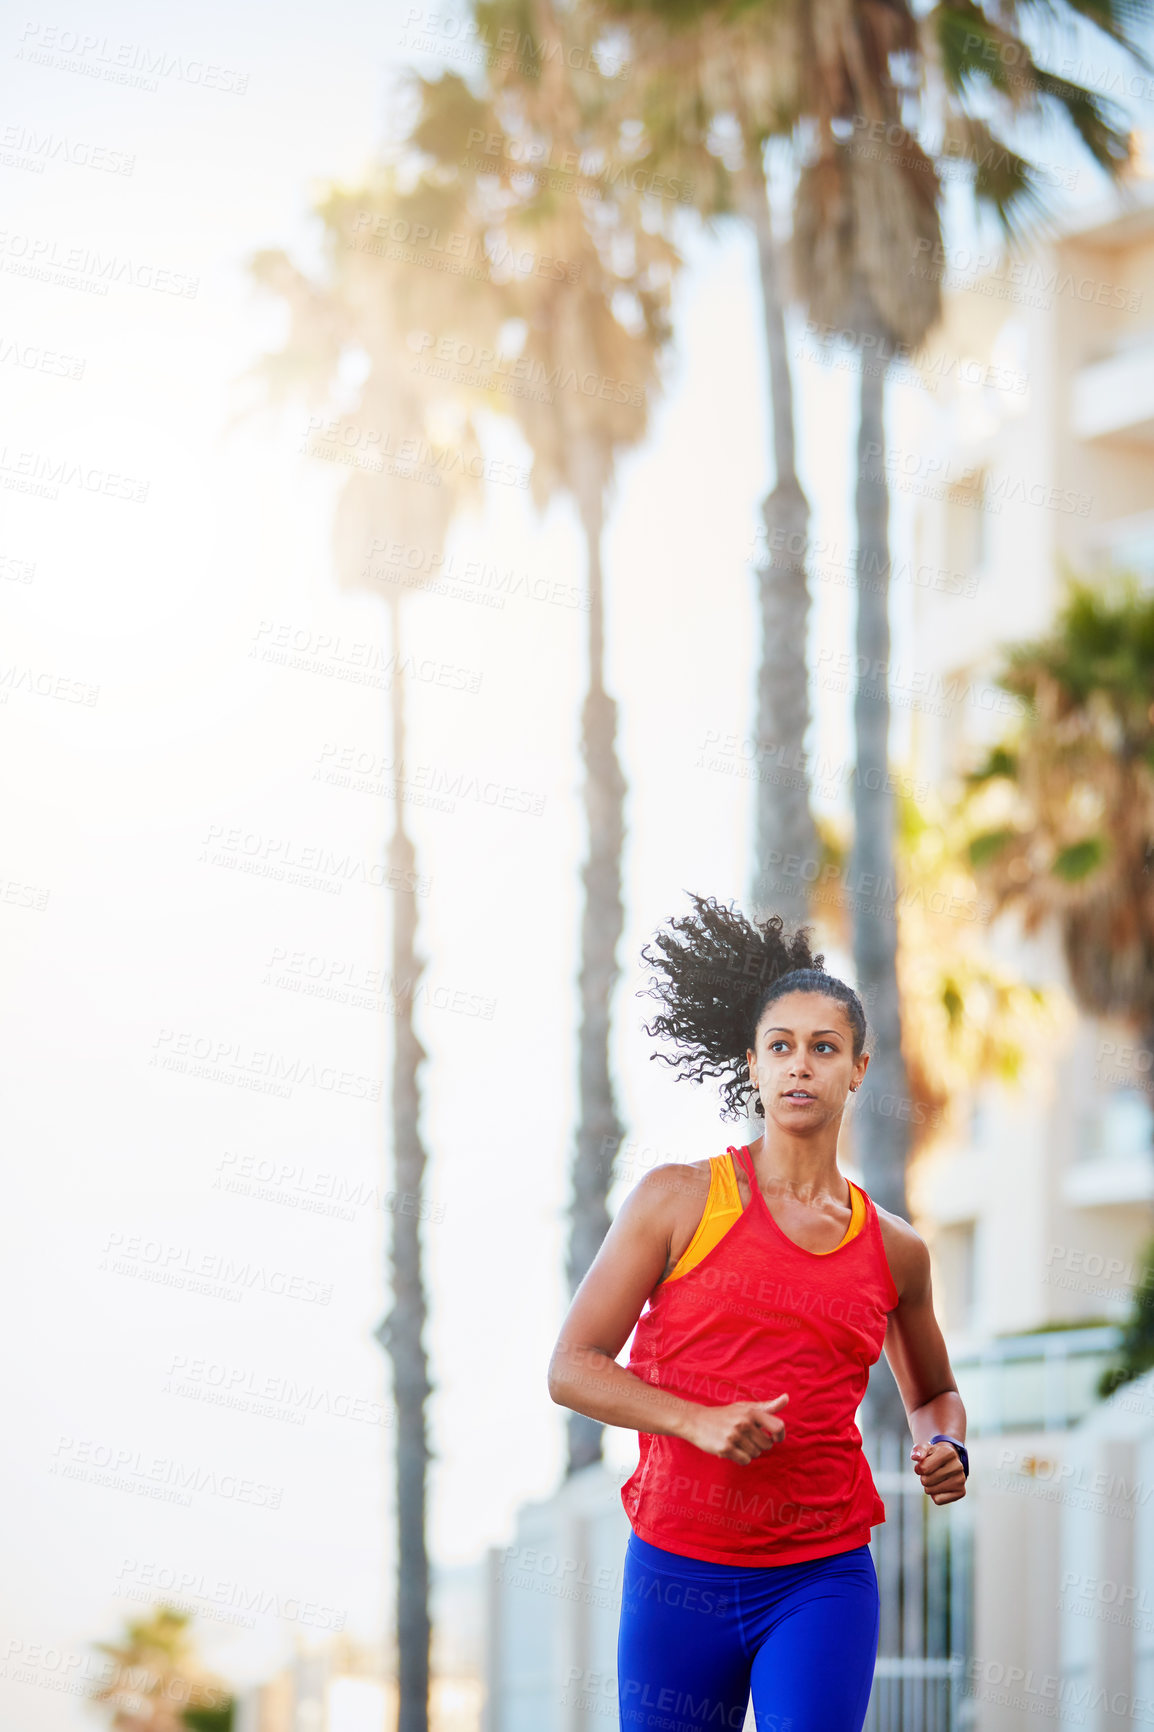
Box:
960;118;1041;232
960;575;1154;1042
941;978;964;1029
91;1605;232;1731
183;1703;235;1732
966;745;1019;784
929;2;1011;95
967;827;1015;867
409;68;492;155
1001;1316;1114;1336
1002;573;1154;725
1052;837;1107;881
1098;1235;1154;1398
925;0;1142;228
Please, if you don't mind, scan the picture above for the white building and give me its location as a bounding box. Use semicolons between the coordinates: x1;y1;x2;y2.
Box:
905;185;1154;1349
899;184;1154;1725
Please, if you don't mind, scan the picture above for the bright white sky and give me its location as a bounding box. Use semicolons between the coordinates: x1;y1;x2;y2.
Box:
1;0;1146;1722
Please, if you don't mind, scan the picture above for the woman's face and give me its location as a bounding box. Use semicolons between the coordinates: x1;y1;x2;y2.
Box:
746;991;867;1128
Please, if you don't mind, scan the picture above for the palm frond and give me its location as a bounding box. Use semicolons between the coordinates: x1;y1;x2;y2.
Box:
961;574;1154;1029
1013;0;1154;70
1033;67;1136;173
942;112;1048;231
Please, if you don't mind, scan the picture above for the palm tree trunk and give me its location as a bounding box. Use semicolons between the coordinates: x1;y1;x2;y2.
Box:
566;434;626;1477
851;337;911;1435
736;147;818;924
375;591;433;1732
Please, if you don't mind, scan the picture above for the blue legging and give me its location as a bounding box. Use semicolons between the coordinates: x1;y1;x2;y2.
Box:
618;1531;880;1732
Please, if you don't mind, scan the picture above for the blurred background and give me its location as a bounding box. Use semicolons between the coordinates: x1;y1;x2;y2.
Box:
5;0;1154;1728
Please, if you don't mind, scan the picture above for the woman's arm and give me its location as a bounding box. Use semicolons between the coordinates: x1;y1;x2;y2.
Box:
547;1166;788;1465
879;1216;968;1505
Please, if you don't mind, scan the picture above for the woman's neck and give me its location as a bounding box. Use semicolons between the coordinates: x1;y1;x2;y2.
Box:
745;1131;847;1205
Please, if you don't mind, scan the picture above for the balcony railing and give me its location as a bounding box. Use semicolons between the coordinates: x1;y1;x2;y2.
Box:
948;1324;1122;1434
1070;335;1154;441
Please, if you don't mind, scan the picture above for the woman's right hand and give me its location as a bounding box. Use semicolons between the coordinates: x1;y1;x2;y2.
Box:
680;1393;789;1464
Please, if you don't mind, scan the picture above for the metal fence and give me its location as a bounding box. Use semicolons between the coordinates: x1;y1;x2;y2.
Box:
860;1429;973;1732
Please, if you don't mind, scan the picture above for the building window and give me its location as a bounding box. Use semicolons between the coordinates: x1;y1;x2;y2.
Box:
1080;1087;1154;1162
935;1221;977;1334
946;471;987;579
968;1095;988;1151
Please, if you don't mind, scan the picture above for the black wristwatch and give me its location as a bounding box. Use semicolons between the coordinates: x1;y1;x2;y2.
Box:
930;1433;969;1479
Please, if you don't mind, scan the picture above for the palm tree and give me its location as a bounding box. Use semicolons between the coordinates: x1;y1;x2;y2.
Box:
90;1607;231;1732
429;0;682;1474
249;154;502;1732
963;574;1154;1098
742;137;821;926
592;0;822;920
252;29;680;1710
788;43;943;1361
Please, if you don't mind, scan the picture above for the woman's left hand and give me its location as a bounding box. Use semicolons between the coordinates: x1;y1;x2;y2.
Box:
910;1441;966;1504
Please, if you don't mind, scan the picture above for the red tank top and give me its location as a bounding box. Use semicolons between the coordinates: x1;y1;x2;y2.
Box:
620;1144;900;1567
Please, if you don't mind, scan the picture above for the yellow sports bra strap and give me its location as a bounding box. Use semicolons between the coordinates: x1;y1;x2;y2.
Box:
717;1147;741;1210
815;1176;867;1253
665;1155;865;1279
665;1154;744;1283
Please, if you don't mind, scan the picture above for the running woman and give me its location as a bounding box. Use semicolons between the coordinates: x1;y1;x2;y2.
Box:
547;895;968;1732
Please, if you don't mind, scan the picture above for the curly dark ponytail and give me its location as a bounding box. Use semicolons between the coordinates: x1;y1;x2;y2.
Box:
638;892;868;1120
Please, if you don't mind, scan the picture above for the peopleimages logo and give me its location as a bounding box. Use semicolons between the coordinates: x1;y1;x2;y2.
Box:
362;537;589;611
463;128;694;202
860;442;1093;517
50;1436;284;1508
16;22;250;94
0;123;135;174
150;1027;383;1102
114;1560;347;1631
100;1229;335;1307
0;230;198;297
909;237;1142;313
408;329;645;406
642;1468;836;1537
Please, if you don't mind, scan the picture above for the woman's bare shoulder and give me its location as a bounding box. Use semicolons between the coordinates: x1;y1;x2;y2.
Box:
621;1157;706;1205
643;1158;714;1192
612;1161;713;1284
615;1159;712;1229
873;1202;930;1299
